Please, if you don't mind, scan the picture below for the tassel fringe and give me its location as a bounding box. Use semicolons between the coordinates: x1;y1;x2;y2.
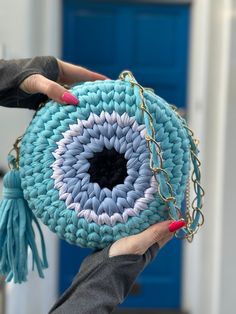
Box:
0;155;48;283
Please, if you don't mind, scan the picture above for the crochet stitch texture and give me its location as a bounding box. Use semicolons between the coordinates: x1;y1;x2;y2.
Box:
19;79;190;249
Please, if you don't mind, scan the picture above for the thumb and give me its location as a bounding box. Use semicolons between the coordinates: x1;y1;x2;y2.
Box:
20;73;79;105
108;220;174;258
134;220;173;254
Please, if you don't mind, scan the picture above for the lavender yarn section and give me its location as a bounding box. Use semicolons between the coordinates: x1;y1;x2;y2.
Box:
51;112;157;226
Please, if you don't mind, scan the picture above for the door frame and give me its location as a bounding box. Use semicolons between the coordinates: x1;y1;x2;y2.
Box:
183;0;235;314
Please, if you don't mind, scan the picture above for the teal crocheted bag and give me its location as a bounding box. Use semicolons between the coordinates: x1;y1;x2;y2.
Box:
0;71;204;283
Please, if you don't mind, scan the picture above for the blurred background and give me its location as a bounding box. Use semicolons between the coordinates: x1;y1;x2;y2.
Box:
0;0;235;313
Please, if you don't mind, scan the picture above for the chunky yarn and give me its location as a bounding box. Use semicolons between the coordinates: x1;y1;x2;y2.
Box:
19;77;190;249
0;155;48;283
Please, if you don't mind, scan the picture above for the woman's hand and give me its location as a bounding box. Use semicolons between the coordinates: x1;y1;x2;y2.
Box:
19;59;107;105
108;219;186;257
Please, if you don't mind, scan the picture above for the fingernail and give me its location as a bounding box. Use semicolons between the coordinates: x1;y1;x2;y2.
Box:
168;220;186;232
61;92;78;105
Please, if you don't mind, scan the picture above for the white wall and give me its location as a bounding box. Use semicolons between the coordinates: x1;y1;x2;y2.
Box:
183;0;236;314
182;0;210;312
0;0;61;59
218;3;236;312
0;1;61;314
0;0;35;171
0;0;32;58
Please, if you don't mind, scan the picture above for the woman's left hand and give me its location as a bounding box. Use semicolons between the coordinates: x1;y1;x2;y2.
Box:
19;59;108;105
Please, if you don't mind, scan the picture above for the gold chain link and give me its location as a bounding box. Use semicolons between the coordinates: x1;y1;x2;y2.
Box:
8;135;23;169
119;70;204;241
170;105;205;240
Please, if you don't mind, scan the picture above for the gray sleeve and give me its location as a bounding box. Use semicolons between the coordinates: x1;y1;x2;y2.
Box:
0;56;59;110
48;243;159;314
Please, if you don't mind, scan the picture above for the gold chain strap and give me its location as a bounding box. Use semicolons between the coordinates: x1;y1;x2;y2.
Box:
119;70;204;241
170;105;205;241
8;135;23;170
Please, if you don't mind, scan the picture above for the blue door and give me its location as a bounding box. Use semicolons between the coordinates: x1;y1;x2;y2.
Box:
61;0;190;309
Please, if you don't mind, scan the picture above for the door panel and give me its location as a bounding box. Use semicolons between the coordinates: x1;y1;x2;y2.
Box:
63;1;189;107
61;0;190;309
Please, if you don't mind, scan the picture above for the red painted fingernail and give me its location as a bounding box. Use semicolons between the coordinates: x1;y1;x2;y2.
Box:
168;220;186;232
61;92;78;105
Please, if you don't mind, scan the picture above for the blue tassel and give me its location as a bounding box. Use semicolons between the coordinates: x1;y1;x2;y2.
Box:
0;155;48;283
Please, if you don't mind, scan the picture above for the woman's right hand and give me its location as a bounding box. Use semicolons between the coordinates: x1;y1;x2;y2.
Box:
108;219;186;257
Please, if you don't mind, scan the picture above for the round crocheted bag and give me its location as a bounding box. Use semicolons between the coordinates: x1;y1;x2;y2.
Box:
0;71;204;283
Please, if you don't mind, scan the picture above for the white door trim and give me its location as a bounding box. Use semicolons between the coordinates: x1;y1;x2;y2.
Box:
183;0;234;314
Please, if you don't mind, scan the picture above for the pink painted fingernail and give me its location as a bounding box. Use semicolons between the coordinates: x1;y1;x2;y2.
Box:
168;220;186;232
61;92;79;105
